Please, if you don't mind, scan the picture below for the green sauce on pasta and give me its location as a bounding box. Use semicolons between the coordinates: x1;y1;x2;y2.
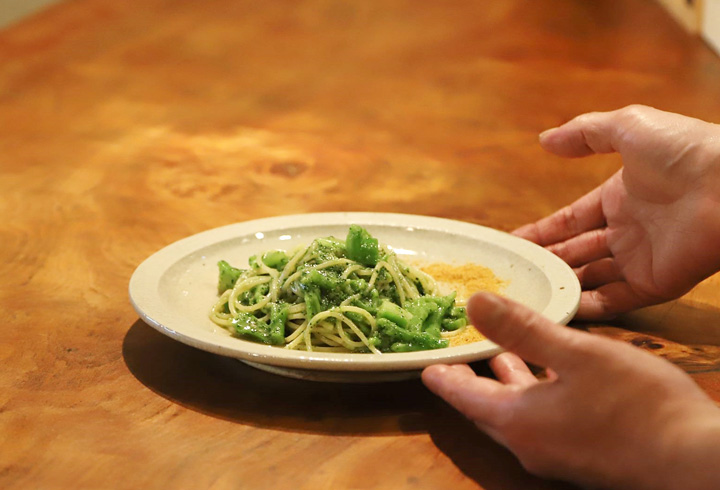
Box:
209;225;468;353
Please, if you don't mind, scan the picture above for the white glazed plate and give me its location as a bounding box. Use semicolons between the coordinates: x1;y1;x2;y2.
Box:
129;213;581;382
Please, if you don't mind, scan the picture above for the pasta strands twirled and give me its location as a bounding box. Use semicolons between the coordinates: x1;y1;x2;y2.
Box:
209;226;470;353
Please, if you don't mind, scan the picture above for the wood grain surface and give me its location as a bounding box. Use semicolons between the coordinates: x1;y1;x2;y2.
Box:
2;1;720;488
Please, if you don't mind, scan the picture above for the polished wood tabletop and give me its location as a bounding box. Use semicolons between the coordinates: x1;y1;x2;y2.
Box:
2;1;720;488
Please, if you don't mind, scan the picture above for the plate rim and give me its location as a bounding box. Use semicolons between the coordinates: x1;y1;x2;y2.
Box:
129;212;580;371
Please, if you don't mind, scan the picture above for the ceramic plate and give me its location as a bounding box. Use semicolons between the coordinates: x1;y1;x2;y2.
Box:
129;213;580;382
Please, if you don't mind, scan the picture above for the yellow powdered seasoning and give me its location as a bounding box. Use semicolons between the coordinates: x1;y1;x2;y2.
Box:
419;262;507;346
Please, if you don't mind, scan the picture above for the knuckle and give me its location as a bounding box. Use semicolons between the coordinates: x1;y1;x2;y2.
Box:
560;205;579;234
587;289;615;319
522;222;543;245
560;328;616;367
615;104;652;134
499;308;544;353
572;112;599;127
620;103;650;117
546;241;566;259
592;228;607;249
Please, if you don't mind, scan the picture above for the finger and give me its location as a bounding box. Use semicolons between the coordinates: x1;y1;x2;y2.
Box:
575;282;648;320
546;228;610;268
575;258;622;290
540;105;709;160
539;109;625;158
489;352;539;388
422;364;514;427
513;186;605;247
445;363;478;377
466;292;584;371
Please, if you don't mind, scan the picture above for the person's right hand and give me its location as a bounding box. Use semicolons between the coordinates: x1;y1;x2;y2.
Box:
515;105;720;319
423;293;720;490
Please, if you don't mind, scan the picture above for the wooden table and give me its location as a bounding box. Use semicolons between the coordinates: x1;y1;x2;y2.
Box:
2;1;720;488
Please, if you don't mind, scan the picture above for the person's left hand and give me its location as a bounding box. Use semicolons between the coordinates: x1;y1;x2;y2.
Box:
422;293;720;490
514;106;720;320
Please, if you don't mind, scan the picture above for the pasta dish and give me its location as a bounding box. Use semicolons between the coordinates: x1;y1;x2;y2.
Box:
209;225;469;353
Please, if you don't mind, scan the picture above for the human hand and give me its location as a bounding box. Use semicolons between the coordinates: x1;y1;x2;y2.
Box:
422;293;720;490
515;105;720;319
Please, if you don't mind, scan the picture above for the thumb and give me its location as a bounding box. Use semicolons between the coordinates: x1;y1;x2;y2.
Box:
467;293;589;371
539;109;624;158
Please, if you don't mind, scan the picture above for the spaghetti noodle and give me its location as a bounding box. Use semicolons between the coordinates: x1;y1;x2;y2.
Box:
209;225;468;353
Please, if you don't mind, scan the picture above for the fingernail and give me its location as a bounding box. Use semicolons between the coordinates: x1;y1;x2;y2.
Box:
421;364;448;385
427;364;449;374
539;127;558;140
